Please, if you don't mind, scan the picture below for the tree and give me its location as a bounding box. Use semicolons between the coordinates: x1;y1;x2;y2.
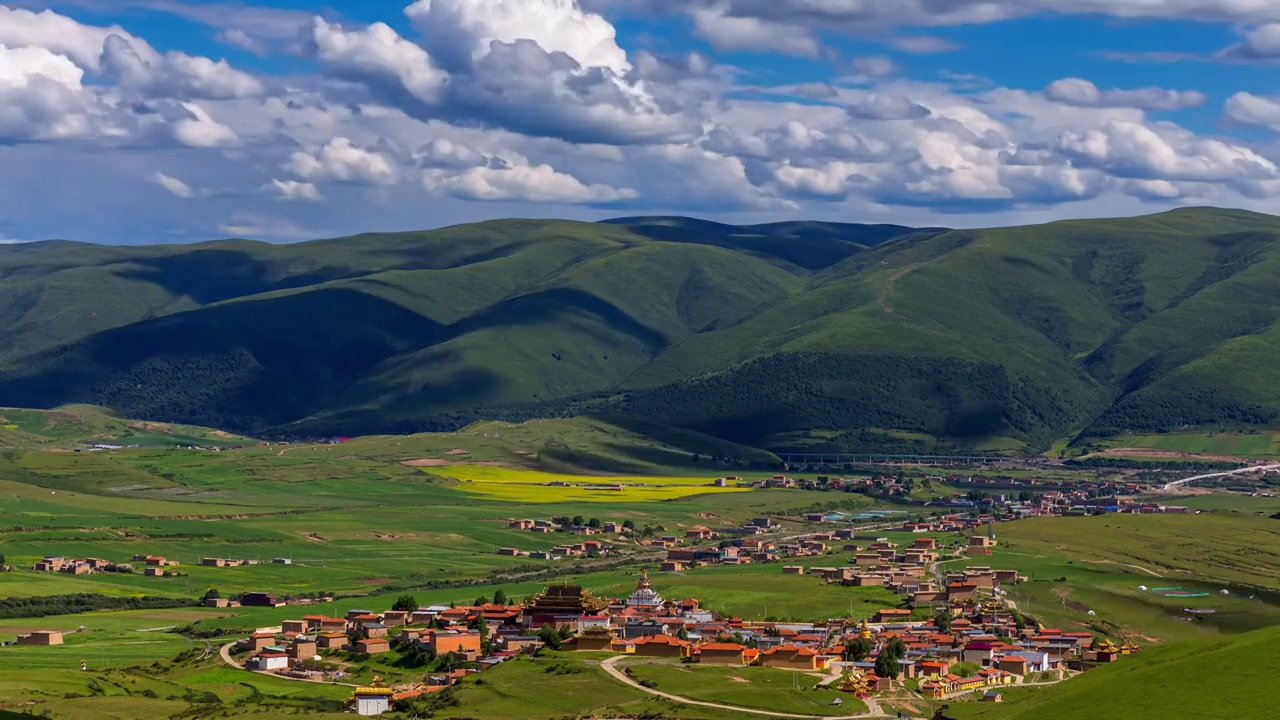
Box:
471;615;490;653
874;651;900;680
492;588;508;605
537;624;562;650
675;626;689;641
934;611;952;633
201;588;220;601
622;519;635;530
843;638;873;662
588;517;602;529
1018;490;1035;503
392;595;418;612
884;637;907;660
572;515;585;527
0;553;6;567
473;595;489;606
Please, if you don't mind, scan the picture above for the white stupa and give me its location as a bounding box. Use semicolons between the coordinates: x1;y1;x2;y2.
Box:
626;569;665;610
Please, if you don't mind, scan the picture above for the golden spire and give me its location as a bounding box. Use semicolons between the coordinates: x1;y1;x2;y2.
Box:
859;618;872;640
639;568;651;589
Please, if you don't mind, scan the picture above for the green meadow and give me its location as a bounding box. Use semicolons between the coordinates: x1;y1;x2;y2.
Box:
1090;430;1280;458
623;660;865;716
942;624;1280;720
0;418;1278;718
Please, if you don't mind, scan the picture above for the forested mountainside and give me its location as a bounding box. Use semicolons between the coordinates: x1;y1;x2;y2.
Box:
2;208;1279;453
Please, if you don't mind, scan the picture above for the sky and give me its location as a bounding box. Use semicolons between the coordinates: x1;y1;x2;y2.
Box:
5;1;1280;244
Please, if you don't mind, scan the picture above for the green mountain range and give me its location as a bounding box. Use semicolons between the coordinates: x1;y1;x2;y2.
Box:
2;208;1279;453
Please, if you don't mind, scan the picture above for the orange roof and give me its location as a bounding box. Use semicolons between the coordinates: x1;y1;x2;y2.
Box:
633;634;691;647
743;648;760;659
357;638;389;646
302;615;327;620
698;642;746;652
763;644;818;656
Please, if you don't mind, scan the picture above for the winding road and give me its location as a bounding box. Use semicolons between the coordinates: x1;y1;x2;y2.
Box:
218;641;356;687
599;656;894;719
1160;464;1280;491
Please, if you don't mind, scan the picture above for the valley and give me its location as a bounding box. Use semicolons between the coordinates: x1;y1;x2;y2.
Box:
0;410;1275;718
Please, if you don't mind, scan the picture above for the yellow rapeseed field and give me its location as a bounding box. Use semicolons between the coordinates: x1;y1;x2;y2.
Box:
423;465;749;503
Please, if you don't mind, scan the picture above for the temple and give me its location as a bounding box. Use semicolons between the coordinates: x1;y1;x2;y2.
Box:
349;677;391;716
839;668;872;697
523;584;609;629
625;569;665;610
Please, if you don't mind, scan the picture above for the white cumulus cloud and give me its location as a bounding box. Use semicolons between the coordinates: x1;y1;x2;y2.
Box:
1045;78;1205;111
172;102;238;148
149;171;194;198
287;137;399;185
405;0;631;72
263;179;323;201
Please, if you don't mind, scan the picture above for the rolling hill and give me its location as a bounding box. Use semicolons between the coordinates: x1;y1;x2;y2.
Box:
945;624;1280;720
2;209;1280;452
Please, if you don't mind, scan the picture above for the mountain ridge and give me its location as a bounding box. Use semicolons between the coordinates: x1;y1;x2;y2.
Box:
1;209;1279;452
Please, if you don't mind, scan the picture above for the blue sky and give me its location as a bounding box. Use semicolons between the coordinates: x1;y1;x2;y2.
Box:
3;0;1280;244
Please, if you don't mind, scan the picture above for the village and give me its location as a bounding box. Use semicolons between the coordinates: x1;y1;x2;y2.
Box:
219;544;1136;717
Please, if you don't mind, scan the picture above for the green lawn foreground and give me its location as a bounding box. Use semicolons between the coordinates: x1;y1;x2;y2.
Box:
622;659;864;717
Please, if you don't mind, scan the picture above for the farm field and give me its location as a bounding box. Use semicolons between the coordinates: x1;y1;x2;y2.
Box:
424;464;753;502
623;660;865;716
0;427;902;598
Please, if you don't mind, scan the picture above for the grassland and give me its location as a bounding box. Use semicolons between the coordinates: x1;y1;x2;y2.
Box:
943;624;1280;720
0;417;1278;718
1084;429;1280;458
444;652;740;720
941;515;1280;643
0;405;251;450
623;660;864;716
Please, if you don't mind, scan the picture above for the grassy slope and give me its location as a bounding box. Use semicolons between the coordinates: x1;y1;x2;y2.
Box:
946;624;1280;720
4;210;1280;450
0;404;251;450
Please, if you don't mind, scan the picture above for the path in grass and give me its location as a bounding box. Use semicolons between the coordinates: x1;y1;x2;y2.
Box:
218;642;356;687
599;656;894;719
